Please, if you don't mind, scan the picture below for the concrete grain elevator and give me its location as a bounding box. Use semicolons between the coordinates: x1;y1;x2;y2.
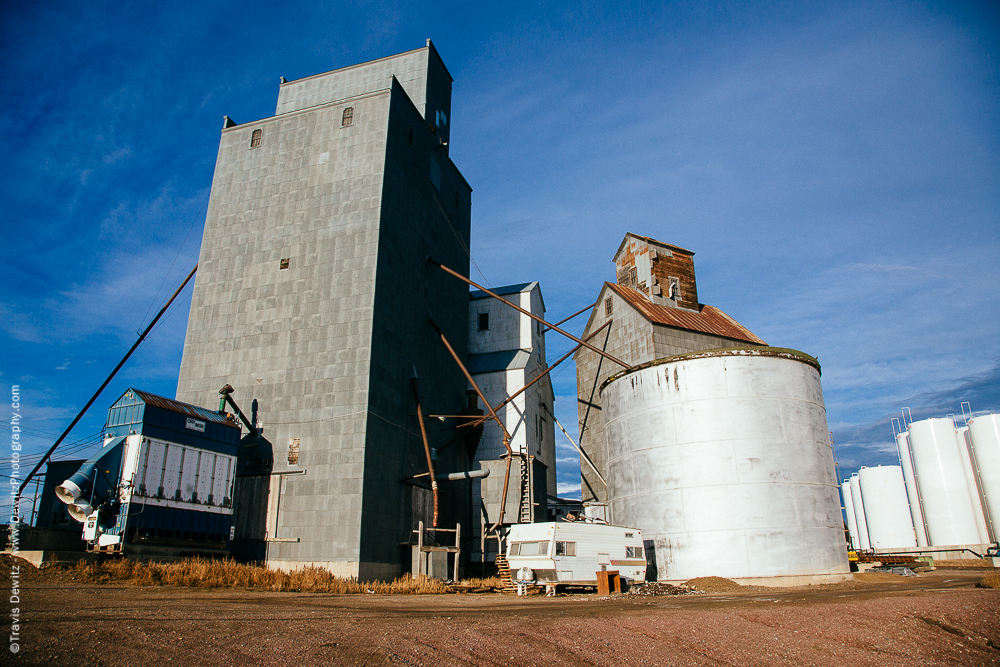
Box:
176;42;474;579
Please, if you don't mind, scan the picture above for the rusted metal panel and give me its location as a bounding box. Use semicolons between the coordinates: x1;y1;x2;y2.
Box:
132;389;240;429
606;282;766;345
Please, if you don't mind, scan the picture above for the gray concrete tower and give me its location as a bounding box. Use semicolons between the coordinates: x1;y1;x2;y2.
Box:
176;41;473;580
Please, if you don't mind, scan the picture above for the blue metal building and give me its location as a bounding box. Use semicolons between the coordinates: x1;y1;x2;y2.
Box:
55;388;241;553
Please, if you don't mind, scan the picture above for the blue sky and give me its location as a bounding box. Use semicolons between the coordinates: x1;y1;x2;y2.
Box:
2;0;998;511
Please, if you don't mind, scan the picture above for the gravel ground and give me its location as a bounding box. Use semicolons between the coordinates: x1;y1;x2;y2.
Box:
7;566;999;666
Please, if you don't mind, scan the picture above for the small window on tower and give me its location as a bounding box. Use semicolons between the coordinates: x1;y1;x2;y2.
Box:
605;298;613;316
288;437;300;466
629;267;638;286
249;129;262;148
279;258;289;270
478;312;489;331
342;107;354;127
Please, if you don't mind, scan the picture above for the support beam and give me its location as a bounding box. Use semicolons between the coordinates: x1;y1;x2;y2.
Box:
427;315;515;531
543;301;597;333
460;320;613;430
17;264;199;500
427;258;631;370
410;375;439;527
544;404;607;488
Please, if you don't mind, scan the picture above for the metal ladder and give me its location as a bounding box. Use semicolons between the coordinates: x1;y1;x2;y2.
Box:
518;455;532;523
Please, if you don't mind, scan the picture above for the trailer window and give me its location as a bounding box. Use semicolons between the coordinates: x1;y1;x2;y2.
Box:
626;546;643;559
555;541;576;556
511;541;548;556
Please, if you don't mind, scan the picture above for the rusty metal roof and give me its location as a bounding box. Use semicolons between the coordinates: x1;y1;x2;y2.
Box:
131;389;240;429
606;282;767;345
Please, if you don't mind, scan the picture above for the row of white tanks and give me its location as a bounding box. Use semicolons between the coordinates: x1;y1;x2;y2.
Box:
843;414;1000;551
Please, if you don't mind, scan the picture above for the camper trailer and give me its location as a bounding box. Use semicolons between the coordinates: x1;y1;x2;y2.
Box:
506;522;646;588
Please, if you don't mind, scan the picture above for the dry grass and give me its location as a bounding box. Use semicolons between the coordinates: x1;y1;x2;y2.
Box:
459;576;503;588
68;557;469;594
979;571;1000;589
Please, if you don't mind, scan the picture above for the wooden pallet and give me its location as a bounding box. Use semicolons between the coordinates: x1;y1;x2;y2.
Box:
496;554;513;590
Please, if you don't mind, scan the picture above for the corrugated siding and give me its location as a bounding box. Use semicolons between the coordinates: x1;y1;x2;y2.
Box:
133;389;240;428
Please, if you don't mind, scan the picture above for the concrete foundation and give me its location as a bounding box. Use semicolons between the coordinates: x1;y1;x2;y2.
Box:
664;573;854;587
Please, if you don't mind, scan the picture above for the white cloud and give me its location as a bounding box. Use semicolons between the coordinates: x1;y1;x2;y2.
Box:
0;304;46;343
102;146;133;164
557;483;581;498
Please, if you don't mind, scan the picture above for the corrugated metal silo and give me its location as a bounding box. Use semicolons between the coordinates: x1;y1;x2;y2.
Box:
857;466;917;549
967;413;1000;543
907;418;982;546
895;432;928;546
600;347;850;585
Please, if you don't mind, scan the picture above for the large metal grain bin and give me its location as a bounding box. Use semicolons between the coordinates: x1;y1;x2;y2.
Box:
600;347;850;586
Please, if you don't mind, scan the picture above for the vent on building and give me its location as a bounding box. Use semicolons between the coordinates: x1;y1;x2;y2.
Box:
669;278;680;301
279;258;290;270
605;298;613;316
249;129;262;148
478;312;489;331
288;437;300;465
342;107;354;127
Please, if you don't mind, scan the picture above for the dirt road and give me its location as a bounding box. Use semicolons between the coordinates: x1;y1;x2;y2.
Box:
11;570;1000;666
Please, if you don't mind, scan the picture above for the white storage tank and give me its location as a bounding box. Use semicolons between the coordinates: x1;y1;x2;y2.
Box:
967;413;1000;542
849;474;871;551
841;479;860;550
958;425;991;544
907;418;982;546
857;466;917;549
895;431;928;546
600;347;850;586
